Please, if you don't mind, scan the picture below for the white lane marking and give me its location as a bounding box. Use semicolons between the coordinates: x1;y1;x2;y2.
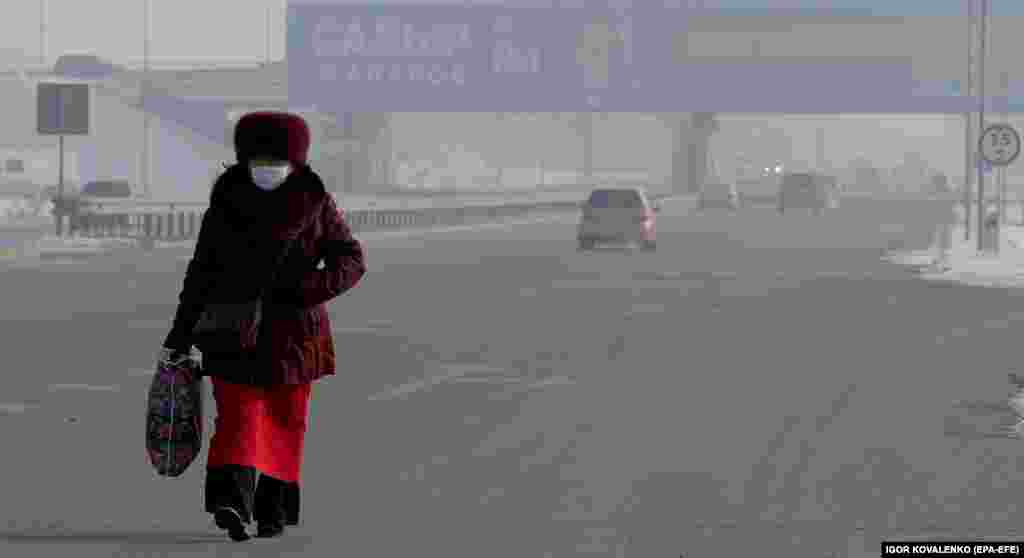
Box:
6;258;80;268
368;362;517;401
447;376;523;385
984;319;1011;330
443;363;512;376
48;383;121;393
625;303;665;316
332;327;390;335
368;378;432;401
550;279;624;290
0;402;38;415
522;376;577;390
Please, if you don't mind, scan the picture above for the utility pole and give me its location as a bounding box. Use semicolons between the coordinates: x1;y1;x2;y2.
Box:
260;1;268;64
976;0;988;252
141;0;152;199
583;112;594;184
816;125;826;172
38;0;47;67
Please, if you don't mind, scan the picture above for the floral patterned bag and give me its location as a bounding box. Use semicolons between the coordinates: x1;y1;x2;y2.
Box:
145;350;206;477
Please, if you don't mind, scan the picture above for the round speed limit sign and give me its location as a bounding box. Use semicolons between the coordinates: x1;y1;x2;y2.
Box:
979;123;1021;166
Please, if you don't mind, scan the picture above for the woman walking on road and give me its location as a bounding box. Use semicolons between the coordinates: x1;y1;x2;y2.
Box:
162;111;366;541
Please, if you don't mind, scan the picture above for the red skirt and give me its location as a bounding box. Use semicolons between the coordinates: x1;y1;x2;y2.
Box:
207;378;312;484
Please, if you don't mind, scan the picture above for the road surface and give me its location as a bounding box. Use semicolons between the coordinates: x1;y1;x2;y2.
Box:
0;197;1021;557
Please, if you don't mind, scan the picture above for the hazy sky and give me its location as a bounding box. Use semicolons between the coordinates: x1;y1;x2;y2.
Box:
2;0;289;65
0;0;522;66
3;0;1020;67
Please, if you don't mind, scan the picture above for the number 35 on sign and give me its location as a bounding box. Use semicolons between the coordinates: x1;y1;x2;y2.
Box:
979;123;1021;167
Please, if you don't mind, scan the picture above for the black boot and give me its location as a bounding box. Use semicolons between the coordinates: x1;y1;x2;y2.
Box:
205;466;257;542
214;507;251;542
255;522;286;539
254;474;301;537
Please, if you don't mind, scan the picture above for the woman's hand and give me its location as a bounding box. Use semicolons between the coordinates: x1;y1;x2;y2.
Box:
159;346;192;366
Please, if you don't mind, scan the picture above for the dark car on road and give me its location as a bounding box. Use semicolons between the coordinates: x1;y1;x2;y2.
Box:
578;187;659;252
697;181;741;211
778;172;839;215
69;180;135;230
46;180;133;204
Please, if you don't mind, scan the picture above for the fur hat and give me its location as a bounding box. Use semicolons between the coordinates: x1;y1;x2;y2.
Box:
234;111;311;166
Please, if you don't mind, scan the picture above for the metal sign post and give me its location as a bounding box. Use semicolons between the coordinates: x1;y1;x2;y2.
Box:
964;0;975;241
58;134;63;234
979;122;1022;253
37;81;91;236
1001;71;1011;229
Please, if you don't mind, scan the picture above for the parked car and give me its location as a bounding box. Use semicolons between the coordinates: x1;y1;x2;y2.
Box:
697;181;741;211
73;180;135;229
778;172;839;215
79;180;133;199
578;187;659;252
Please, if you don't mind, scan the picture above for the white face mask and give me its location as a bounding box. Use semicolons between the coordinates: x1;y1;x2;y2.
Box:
250;163;292;191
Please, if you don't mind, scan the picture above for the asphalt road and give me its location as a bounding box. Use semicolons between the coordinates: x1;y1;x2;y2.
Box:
1;197;1023;557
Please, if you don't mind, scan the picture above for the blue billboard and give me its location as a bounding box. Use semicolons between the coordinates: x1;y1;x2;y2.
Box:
287;3;1012;113
287;1;1024;18
288;3;677;112
668;0;1021;17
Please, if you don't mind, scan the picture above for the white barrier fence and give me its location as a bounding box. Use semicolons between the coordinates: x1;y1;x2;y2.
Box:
54;195;594;242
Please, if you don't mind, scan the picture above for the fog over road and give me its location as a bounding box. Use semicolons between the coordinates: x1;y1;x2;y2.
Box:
1;199;1022;556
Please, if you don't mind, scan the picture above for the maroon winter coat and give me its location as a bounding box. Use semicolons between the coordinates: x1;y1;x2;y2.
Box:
164;163;366;385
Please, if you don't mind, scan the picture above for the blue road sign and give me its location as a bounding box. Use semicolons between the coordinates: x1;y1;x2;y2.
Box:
37;82;90;135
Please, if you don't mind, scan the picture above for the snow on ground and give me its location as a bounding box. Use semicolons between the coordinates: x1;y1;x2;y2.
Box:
886;224;1024;288
0;199;51;220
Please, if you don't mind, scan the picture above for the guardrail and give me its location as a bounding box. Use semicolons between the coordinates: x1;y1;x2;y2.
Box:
51;195;591;243
54;192;686;243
